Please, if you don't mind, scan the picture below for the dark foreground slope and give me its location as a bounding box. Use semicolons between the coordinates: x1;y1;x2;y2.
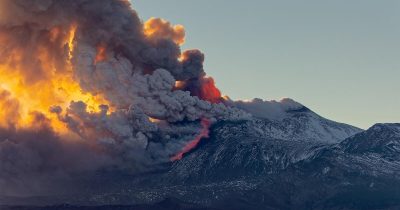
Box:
1;198;219;210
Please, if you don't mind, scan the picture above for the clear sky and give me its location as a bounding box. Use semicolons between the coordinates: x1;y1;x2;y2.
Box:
132;0;400;129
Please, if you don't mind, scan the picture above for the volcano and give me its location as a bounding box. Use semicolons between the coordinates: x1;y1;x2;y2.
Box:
0;1;399;210
2;104;400;210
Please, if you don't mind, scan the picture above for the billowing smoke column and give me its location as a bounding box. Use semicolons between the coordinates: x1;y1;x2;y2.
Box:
0;0;250;195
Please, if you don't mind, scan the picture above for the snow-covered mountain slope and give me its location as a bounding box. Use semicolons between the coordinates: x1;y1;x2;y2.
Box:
341;123;400;156
128;124;399;209
248;108;362;144
329;123;400;176
232;98;362;144
2;105;398;210
158;105;362;184
278;123;400;209
56;121;398;210
123;122;399;210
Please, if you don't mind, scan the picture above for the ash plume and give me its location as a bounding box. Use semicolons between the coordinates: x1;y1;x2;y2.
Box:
0;0;250;196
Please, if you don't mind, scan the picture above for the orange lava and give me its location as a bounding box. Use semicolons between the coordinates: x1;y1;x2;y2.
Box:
171;118;211;161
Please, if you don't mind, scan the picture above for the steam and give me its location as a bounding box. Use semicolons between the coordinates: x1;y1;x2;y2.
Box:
0;0;251;196
232;98;304;120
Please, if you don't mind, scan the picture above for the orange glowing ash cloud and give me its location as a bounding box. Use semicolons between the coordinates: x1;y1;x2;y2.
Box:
199;77;222;104
0;24;110;133
144;17;185;45
171;118;211;161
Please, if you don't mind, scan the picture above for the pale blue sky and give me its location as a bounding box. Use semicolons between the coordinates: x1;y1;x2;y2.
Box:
132;0;400;129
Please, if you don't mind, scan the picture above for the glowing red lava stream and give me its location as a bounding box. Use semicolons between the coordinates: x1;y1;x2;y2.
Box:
171;118;211;161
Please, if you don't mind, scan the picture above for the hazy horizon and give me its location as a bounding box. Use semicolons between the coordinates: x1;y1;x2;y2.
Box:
133;0;400;129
